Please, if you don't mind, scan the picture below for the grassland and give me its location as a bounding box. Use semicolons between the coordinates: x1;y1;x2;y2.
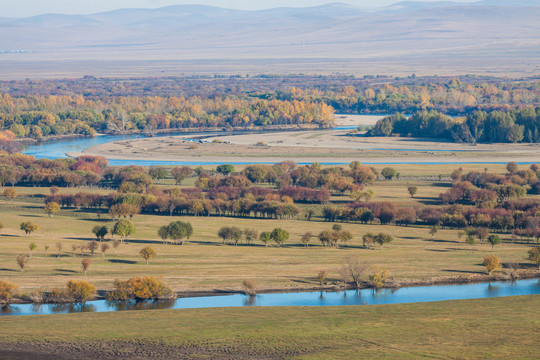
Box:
0;295;538;359
0;164;537;294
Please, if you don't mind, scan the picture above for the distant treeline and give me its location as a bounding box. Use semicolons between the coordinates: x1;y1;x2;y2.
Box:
367;108;540;143
0;95;334;139
0;75;538;140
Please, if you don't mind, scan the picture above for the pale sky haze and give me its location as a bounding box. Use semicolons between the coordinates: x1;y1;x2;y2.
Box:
1;0;476;17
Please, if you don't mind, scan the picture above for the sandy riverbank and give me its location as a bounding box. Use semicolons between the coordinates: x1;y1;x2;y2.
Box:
74;127;540;165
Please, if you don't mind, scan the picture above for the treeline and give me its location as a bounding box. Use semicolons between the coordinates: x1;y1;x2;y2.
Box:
0;94;334;139
367;108;540;143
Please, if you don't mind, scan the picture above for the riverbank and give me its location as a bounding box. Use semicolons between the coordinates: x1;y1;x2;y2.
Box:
7;271;539;306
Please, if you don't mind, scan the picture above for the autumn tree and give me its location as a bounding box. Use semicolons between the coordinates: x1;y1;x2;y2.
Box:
20;221;38;237
429;226;438;240
113;219;135;242
0;280;19;304
341;256;368;288
44;201;61;217
55;242;63;257
243;228;258;245
66;280;96;303
81;258;91;275
3;188;17;200
88;241;99;257
100;243;110;257
369;268;391;289
139;246;157;264
112;240;121;255
483;255;501;275
316;270;328;286
528;247;540;269
16;254;28;272
171;166;193;184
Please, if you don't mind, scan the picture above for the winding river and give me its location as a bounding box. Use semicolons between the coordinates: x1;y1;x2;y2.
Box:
2;279;539;317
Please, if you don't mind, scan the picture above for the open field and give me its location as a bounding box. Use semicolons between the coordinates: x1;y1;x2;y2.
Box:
0;179;537;294
0;295;538;359
78;129;540;165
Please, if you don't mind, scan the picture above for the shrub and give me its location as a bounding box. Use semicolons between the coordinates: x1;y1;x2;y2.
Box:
47;288;72;304
0;280;19;304
107;276;174;301
242;279;257;296
66;280;97;303
368;269;391;289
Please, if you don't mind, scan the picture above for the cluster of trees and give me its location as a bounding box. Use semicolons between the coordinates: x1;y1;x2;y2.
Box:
368;108;540;143
0;92;335;139
157;221;193;245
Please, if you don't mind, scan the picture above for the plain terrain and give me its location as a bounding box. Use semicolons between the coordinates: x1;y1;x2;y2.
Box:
0;296;538;359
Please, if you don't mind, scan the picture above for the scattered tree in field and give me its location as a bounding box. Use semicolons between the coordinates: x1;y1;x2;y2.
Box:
81;258;91;275
242;279;257;296
217;164;235;175
88;241;99;257
44;201;61;217
0;222;3;233
0;280;19;304
3;188;17;200
407;185;418;198
66;280;96;303
139;246;157;264
217;226;243;246
316;270;328;286
374;233;393;249
487;235;501;251
100;243;110;257
381;167;397;180
483;255;501;275
20;221;38;237
260;231;272;247
55;242;63;257
113;219;135;242
112;240;121;255
107;277;174;301
16;254;28;272
162;221;193;245
49;186;59;195
474;227;490;244
28;242;37;257
243;228;258;245
363;233;375;249
429;226;438;239
158;225;169;244
457;231;465;241
271;228;289;247
528;247;540;269
369;268;391;289
44;245;49;254
466;234;477;251
301;232;313;247
92;225;108;241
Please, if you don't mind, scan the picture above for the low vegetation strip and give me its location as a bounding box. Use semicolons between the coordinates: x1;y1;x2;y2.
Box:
0;296;538;359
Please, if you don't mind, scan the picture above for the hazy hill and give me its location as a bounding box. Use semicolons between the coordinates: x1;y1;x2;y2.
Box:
0;1;538;78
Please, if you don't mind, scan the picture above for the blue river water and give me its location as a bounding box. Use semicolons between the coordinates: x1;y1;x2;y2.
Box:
1;279;538;317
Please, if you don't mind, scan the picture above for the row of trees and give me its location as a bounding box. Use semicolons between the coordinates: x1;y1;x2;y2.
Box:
368;108;540;143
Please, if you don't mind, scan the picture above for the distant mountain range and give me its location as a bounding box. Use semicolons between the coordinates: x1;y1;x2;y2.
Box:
0;1;538;78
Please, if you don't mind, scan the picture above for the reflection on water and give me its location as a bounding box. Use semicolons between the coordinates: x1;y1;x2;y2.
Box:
1;279;539;317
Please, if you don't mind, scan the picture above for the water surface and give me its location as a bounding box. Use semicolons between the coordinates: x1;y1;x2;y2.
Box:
1;279;538;317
